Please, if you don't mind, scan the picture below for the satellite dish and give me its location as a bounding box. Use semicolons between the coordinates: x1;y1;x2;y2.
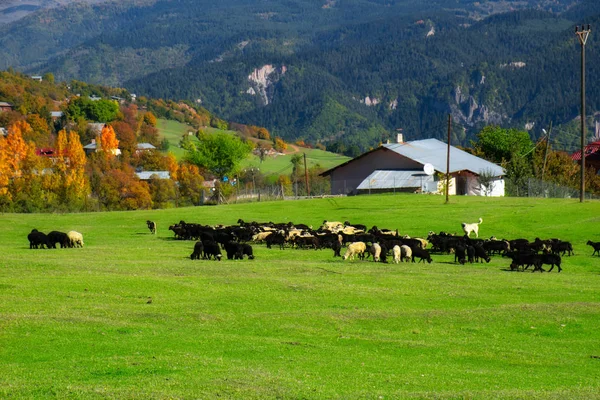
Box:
423;163;435;176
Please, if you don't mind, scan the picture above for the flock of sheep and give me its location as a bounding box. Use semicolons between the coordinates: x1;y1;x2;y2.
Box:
156;217;599;272
26;216;597;274
27;229;84;249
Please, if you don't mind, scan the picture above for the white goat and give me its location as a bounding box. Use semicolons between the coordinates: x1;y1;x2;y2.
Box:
462;217;483;238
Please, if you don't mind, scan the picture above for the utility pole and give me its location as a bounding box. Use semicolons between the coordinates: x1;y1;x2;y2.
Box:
541;121;552;182
576;24;591;202
303;153;310;197
445;114;451;204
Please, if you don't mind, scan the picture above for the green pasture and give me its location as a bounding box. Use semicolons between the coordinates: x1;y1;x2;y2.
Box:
1;194;600;399
241;148;350;179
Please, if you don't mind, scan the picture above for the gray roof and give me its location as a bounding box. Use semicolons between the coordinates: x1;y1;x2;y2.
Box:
0;102;13;107
136;143;156;150
136;171;171;180
50;111;64;118
384;138;504;177
357;170;432;190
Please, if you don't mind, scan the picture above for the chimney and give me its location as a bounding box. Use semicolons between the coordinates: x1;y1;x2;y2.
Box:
397;133;404;143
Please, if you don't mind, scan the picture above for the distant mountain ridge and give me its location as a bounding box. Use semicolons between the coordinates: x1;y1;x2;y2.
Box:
1;0;598;155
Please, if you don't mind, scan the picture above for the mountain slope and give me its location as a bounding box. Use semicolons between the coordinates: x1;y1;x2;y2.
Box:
0;0;595;153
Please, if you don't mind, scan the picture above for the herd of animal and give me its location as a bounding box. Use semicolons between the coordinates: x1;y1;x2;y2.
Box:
26;216;598;274
27;229;84;249
151;217;599;273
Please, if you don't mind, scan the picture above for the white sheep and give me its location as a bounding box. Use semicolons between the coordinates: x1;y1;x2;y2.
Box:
321;220;344;231
252;231;273;243
392;245;401;264
342;241;367;261
67;231;84;248
401;245;412;262
369;243;381;262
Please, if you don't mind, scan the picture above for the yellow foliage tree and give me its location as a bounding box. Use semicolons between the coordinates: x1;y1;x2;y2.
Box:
99;124;120;159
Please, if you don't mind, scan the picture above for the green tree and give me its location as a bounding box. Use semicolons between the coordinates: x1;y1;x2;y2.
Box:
472;126;533;163
185;132;252;179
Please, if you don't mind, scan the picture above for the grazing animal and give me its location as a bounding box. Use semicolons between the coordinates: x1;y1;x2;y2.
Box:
28;229;49;249
47;231;70;248
367;243;381;262
331;240;342;257
400;245;412;263
203;241;222;261
587;240;600;256
411;248;433;264
461;218;483;238
392;245;401;264
146;220;157;234
190;241;204;260
66;231;84;248
343;242;367;261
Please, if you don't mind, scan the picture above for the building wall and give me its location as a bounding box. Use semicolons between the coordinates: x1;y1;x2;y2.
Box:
467;176;505;197
329;148;423;194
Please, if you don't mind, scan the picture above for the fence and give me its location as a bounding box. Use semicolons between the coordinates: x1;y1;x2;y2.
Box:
522;178;600;200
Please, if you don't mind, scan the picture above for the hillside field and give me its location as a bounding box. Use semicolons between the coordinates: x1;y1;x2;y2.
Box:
156;118;350;177
1;194;600;398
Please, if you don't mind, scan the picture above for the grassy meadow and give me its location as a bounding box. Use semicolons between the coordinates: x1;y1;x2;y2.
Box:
1;194;600;399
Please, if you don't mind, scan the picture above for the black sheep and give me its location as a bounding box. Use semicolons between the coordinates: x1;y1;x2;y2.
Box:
454;246;467;265
412;248;432;264
190;241;204;260
224;241;244;260
203;241;222;261
47;231;70;248
28;229;49;249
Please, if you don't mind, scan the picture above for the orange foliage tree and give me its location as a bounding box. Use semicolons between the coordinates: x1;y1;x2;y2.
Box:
99;124;120;158
177;163;205;206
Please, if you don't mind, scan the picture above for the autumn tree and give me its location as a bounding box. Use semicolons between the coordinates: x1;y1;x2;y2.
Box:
143;112;157;127
148;175;178;209
25;114;52;147
177;163;205;206
112;121;137;156
96;168;152;211
99;124;120;159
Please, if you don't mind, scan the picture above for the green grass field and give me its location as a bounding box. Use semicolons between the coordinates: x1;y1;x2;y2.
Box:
1;195;600;399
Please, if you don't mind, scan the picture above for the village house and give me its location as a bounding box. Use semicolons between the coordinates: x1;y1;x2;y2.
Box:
321;136;505;196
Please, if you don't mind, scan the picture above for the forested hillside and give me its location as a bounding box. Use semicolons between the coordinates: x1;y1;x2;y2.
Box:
1;0;597;154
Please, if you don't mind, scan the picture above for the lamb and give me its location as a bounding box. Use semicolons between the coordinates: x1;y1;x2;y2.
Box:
146;220;157;234
66;231;84;248
587;240;600;256
342;241;367;261
461;217;483;238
